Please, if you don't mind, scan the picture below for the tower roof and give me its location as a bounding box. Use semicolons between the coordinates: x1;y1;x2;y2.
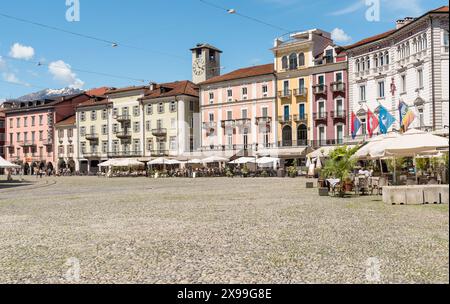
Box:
190;43;222;53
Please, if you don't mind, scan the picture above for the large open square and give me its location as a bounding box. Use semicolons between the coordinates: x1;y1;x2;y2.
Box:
0;176;448;284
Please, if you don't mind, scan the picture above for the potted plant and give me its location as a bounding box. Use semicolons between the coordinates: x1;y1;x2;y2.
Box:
321;145;360;197
242;164;249;178
225;167;234;178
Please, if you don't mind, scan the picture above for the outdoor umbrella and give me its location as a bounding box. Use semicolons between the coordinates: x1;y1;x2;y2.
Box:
354;133;400;160
165;159;183;165
98;159;115;167
187;159;203;164
305;157;311;168
148;158;170;165
202;156;229;163
316;157;322;169
0;156;21;169
229;157;256;164
384;129;449;157
256;156;280;169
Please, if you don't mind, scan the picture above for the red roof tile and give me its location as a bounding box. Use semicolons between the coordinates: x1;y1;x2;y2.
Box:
140;81;199;100
105;85;148;95
86;87;110;96
77;96;110;108
55;115;76;127
199;64;274;85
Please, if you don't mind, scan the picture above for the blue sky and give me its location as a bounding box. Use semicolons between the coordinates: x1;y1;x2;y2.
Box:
0;0;446;99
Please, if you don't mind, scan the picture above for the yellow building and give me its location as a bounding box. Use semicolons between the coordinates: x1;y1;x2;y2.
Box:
272;29;332;155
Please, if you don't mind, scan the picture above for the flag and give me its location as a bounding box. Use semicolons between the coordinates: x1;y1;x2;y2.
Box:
351;112;361;139
378;105;395;134
367;109;379;138
399;101;415;132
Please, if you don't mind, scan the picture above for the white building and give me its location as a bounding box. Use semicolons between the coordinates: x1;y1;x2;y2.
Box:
346;5;449;140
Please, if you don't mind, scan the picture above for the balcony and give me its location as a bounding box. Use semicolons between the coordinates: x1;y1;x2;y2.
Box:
83;151;101;158
150;150;169;157
116;130;132;139
278;140;309;147
293;114;308;124
255;116;272;125
5;142;14;148
85;133;99;141
312;84;327;95
235;118;251;128
18;140;37;147
330;110;347;121
311;139;345;148
152;128;167;137
293;88;307;97
313;112;328;121
114;115;131;123
221;120;236;129
278;115;292;124
202;121;217;131
107;151;143;158
330;82;345;93
278;90;292;98
43;139;53;146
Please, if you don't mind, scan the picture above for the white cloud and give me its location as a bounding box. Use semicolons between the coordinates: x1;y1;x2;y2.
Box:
329;0;424;17
9;43;35;60
48;60;84;89
331;28;352;43
0;56;6;70
2;72;20;84
329;0;365;16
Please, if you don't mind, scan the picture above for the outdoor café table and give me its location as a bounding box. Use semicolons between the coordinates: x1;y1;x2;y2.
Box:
326;178;341;195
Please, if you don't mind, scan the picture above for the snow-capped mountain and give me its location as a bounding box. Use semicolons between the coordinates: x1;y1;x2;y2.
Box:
14;88;83;102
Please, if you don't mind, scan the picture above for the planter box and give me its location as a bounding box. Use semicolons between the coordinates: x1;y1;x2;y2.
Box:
383;185;449;205
306;182;314;188
318;187;329;196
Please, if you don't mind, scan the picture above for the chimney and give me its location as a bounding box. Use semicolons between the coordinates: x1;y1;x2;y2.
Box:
396;19;405;29
396;17;415;29
149;82;157;91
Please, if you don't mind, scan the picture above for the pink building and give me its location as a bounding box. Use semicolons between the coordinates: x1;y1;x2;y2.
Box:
4;94;90;174
199;64;277;155
311;45;348;146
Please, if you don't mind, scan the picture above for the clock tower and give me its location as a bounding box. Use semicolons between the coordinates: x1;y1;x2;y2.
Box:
190;43;222;84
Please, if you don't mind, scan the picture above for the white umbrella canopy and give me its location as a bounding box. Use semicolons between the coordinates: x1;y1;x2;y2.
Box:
165;159;183;165
148;157;171;165
116;159;145;167
98;159;114;167
384;129;449;157
187;159;203;164
354;133;400;159
0;156;21;169
256;156;280;168
229;157;256;164
315;157;322;169
305;157;311;167
202;156;229;163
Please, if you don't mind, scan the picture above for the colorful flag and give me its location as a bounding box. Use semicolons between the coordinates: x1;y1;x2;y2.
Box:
351;112;361;139
367;109;379;138
378;105;395;134
399;101;415;132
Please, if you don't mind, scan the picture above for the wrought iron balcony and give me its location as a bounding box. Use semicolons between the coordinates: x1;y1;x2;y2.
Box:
278;115;292;124
255;116;272;125
202;121;217;130
150;150;169;157
114;115;131;123
152;128;167;137
85;133;99;141
43;139;53;146
107;151;142;158
278;90;292;98
116;131;132;139
83;151;102;158
293;88;308;97
312;84;327;95
330;110;347;120
293;114;308;123
235;118;251;128
221;119;236;128
330;81;346;93
311;139;345;148
18;140;37;147
313;112;328;121
5;141;14;148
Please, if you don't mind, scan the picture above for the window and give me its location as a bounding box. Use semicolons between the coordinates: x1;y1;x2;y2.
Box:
122;107;129;116
146;120;151;131
91;111;97;121
355;59;360;72
318;126;326;145
112;140;119;152
169;137;177;150
359;85;366;102
360;118;367;135
227;134;233;147
31;116;35;126
335;72;343;82
146;139;153;151
112;123;118;133
418;108;424;127
417;69;424;88
242;87;248;99
80;112;86;122
298;53;305;66
59;145;64;155
68;145;74;154
58;129;64;138
16;117;21;128
170;118;176;129
289;53;298;70
90;126;96;134
156;119;163;129
80;127;86;136
113;108;118;117
16;133;21;141
209;92;214;103
23;117;28;127
242;109;248;119
318;101;325;117
102;141;108;153
209;113;214;122
133;121;140;133
378;81;385;98
39;131;43;141
133;106;139;117
146;104;153;115
170;101;177;112
336;125;344;144
385;51;389;65
374;54;378;68
299;78;305;93
283;80;289;95
366;56;370;70
81;142;86;154
335;99;344;116
158;103;164;114
102;109;108;120
262;84;268;96
9;118;13;128
102;124;108;135
444;30;449;52
227;89;233;101
281;56;288;70
68;129;73;138
189;101;194;111
227;111;233;120
401;74;406;93
379;53;384;66
133;139;140;152
325;49;334;64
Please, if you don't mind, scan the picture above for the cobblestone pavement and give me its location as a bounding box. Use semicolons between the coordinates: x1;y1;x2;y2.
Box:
0;176;448;283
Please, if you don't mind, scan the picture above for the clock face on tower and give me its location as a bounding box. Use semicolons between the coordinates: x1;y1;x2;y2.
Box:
193;58;205;76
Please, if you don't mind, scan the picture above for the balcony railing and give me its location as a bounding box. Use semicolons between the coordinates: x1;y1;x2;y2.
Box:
202;121;217;130
83;152;101;158
278;90;292;98
149;150;169;157
312;84;327;95
85;133;99;141
114;115;131;123
221;120;236;128
18;140;37;147
107;151;143;158
311;139;344;148
293;114;308;123
330;82;345;93
278;115;292;124
5;142;14;148
313;112;328;121
43;139;53;146
116;131;132;139
255;116;272;125
278;140;309;147
330;110;347;120
293;88;307;97
152;128;167;137
235;118;251;128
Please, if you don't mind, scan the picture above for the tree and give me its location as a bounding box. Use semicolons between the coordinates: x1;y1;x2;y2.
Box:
322;145;360;197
